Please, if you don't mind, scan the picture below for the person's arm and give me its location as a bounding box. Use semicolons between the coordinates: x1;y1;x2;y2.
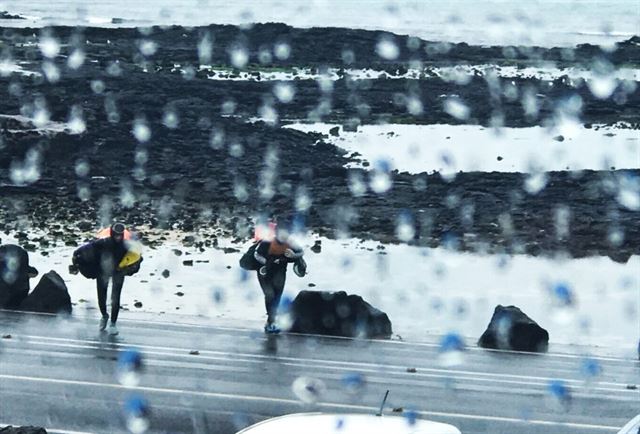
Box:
254;241;269;265
284;242;304;260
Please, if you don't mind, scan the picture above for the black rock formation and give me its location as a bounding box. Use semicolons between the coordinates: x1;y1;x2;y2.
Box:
0;245;38;309
478;305;549;352
289;290;392;338
19;271;72;314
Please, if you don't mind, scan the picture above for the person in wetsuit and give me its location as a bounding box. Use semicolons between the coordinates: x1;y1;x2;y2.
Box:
253;228;305;334
94;222;128;335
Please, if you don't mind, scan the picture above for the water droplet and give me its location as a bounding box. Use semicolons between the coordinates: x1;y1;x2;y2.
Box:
124;394;150;433
292;376;326;404
39;35;60;58
230;46;249;68
258;105;278;125
580;358;602;379
90;79;105;94
67;105;86;134
42;61;60;82
138;40;158;56
134;149;148;166
10;148;41;186
274;83;295;103
258;47;272;64
521;87;540;120
376;37;399;60
444;97;470;120
295;187;312;212
587;58;617;99
132;119;151;143
395;211;415;242
317;74;334;94
547;379;571;410
211;287;225;306
75;159;90;177
120;183;136;208
341;49;355;65
524;172;548;195
117;349;143;387
209;127;225;150
406;96;423;116
67;49;85;69
106;61;122;76
162;108;179;129
616;175;640;211
369;160;392;194
341;372;366;396
274;42;291;60
552;283;574;307
198;32;213;64
348;172;367;197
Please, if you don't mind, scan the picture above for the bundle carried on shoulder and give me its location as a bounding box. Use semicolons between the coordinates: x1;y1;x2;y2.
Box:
72;227;143;279
239;242;261;271
72;242;101;279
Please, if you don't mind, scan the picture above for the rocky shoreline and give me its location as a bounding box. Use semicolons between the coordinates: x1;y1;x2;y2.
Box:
0;24;638;260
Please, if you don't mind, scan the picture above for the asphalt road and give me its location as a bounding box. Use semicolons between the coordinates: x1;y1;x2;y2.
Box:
0;311;637;434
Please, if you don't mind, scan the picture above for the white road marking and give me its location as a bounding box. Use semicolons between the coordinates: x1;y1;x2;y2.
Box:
15;334;637;388
3;337;637;400
0;374;621;431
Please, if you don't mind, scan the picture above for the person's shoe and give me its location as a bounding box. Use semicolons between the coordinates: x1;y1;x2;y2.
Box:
99;315;109;331
264;322;281;334
107;323;119;336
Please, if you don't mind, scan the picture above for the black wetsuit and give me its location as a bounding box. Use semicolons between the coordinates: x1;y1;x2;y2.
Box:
254;240;303;325
92;237;127;322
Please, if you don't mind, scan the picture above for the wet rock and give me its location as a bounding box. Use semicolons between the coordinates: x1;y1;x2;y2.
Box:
162;269;170;278
182;260;193;266
0;11;26;19
0;245;38;309
175;291;184;296
189;350;200;355
310;240;322;253
329;126;340;137
289;290;392;338
19;271;72;314
553;135;565;142
478;305;549;352
406;368;417;373
172;249;183;256
0;427;47;434
2;334;11;339
134;301;143;308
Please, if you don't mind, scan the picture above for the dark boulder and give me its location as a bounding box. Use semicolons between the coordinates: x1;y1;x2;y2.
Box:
0;244;38;309
19;271;72;314
289;290;392;338
0;427;47;434
478;305;549;352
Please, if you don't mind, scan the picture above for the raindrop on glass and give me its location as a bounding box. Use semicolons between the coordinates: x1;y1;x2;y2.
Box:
39;35;60;58
443;97;470;120
376;37;399;60
132;119;151;143
274;42;291;60
67;49;85;69
292;376;326;404
117;349;143;387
